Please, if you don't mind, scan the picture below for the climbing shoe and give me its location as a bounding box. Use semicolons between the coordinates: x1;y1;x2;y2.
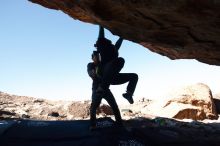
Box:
122;92;134;104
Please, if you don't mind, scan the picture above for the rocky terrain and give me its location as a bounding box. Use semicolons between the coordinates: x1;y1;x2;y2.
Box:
1;83;220;122
1;83;220;145
29;0;220;65
1;83;218;121
0;92;112;121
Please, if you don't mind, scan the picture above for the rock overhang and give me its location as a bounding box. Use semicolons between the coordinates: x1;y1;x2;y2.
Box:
29;0;220;65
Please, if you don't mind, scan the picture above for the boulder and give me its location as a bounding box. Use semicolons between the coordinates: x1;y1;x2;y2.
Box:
48;111;60;117
213;93;220;114
68;102;91;119
162;83;218;120
97;104;113;115
29;0;220;65
139;83;218;120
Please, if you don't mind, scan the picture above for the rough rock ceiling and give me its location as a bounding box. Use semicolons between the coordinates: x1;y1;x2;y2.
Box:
29;0;220;65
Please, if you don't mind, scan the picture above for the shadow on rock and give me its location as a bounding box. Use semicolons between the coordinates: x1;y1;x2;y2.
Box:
0;116;220;146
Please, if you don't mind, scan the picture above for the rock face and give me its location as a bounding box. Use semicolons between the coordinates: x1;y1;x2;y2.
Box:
165;83;218;120
214;93;220;114
29;0;220;65
141;83;218;120
2;117;220;146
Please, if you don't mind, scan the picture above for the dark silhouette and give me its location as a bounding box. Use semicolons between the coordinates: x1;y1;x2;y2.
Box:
87;26;138;129
94;25;138;104
87;51;122;130
1;116;219;146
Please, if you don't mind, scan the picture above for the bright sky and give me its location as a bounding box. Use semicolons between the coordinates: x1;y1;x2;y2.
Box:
1;0;220;104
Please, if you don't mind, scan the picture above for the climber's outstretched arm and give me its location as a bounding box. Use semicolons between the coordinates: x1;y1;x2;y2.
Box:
115;37;123;51
98;25;105;39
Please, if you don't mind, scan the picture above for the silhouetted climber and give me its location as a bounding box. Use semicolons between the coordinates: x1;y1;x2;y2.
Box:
94;25;138;104
87;51;123;130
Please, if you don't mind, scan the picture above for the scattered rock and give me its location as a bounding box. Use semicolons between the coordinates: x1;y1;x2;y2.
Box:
0;110;16;116
121;109;134;116
33;99;45;103
21;114;30;119
68;102;90;118
48;112;59;117
97;104;113;115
